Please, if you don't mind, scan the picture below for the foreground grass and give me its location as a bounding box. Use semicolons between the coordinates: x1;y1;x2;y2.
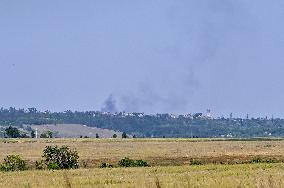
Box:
0;163;284;188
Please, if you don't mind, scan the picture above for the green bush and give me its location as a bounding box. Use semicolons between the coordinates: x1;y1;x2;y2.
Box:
0;155;26;171
118;157;149;167
134;159;149;167
42;145;79;170
99;162;113;168
35;160;44;170
47;162;60;170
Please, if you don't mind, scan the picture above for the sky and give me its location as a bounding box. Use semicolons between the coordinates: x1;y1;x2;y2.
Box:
1;0;284;118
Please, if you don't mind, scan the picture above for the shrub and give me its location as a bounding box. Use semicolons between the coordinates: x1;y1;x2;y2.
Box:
35;160;44;170
42;145;79;170
99;162;113;168
118;157;149;167
0;155;26;171
118;157;133;167
190;159;203;165
134;159;149;167
250;157;279;164
47;162;60;170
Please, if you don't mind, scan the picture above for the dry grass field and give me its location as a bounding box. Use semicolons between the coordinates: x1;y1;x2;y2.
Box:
0;163;284;188
0;138;284;187
0;138;283;167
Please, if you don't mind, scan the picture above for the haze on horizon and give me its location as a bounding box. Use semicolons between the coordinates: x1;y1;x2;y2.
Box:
1;1;284;118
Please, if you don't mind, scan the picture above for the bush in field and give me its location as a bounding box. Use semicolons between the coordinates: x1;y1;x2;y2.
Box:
35;160;45;170
0;155;26;171
47;162;60;170
190;159;203;165
42;146;79;170
99;162;113;168
134;159;149;167
118;157;149;167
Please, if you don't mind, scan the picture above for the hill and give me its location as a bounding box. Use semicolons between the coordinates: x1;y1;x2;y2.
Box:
29;124;123;138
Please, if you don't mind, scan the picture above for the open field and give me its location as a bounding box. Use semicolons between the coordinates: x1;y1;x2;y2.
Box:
0;163;284;188
0;138;284;167
29;124;123;138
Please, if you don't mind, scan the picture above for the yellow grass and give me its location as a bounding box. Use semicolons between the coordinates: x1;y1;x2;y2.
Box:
0;138;283;167
0;138;284;187
0;163;284;188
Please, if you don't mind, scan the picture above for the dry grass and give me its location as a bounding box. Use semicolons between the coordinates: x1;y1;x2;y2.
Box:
0;138;284;187
0;163;284;187
0;138;283;167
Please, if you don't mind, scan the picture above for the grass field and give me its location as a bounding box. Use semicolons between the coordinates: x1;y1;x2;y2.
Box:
0;138;284;187
1;163;284;187
0;138;284;167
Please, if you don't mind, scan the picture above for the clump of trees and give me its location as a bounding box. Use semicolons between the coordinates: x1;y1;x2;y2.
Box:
4;126;28;138
0;146;80;171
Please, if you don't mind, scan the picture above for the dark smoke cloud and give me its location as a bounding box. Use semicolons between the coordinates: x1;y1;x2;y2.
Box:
101;94;118;113
112;1;254;114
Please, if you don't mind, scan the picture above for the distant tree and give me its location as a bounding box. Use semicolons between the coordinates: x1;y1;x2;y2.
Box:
40;133;47;138
133;135;137;138
112;134;117;138
31;130;36;138
5;126;20;138
122;132;128;138
47;131;53;138
95;133;99;138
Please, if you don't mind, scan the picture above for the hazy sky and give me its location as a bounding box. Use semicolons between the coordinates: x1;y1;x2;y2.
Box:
1;1;284;117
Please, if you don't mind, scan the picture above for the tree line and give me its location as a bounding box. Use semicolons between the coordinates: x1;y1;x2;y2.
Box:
0;107;283;138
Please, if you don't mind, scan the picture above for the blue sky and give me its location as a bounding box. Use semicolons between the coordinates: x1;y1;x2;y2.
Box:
1;1;284;117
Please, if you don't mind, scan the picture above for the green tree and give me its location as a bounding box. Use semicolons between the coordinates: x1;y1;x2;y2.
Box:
31;130;36;138
40;133;48;138
5;126;20;138
112;134;117;138
47;131;53;138
122;132;128;138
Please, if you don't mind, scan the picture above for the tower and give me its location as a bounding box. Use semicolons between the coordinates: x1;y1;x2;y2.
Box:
35;128;38;139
